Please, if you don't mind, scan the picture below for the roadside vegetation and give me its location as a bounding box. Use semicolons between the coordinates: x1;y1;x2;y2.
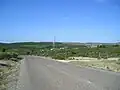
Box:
1;42;120;60
0;47;22;90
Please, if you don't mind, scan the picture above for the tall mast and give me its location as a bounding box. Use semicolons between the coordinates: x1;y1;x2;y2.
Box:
53;36;56;49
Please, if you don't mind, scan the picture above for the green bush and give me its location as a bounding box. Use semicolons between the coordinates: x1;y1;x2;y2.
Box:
2;48;6;52
0;52;11;60
0;52;21;62
52;54;66;60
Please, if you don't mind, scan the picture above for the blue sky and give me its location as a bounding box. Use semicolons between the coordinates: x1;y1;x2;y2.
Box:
0;0;120;43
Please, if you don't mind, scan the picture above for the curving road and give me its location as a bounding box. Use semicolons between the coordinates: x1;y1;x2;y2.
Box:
17;56;120;90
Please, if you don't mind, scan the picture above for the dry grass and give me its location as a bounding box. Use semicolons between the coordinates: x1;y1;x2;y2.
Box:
0;61;21;90
70;60;120;72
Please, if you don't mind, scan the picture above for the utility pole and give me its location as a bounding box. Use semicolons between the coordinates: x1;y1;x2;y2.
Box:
53;36;55;49
53;36;56;58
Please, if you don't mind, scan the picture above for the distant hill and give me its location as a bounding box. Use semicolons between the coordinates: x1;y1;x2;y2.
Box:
0;42;64;49
63;42;117;45
0;42;118;49
85;42;117;45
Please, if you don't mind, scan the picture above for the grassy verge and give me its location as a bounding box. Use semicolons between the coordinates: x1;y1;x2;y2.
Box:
70;60;120;72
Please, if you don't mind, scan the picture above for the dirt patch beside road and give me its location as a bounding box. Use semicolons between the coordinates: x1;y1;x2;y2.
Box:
70;60;120;72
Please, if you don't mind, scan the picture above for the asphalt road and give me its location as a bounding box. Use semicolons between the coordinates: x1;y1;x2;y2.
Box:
17;56;120;90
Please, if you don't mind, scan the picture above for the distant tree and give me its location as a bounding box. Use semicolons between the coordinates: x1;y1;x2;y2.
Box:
2;48;6;52
97;45;106;48
71;51;76;54
26;51;30;55
113;44;119;47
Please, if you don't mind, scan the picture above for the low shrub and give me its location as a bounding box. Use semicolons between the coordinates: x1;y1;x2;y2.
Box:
52;54;66;60
0;52;21;62
116;58;120;64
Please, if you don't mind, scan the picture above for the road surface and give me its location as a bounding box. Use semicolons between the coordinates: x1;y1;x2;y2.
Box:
17;56;120;90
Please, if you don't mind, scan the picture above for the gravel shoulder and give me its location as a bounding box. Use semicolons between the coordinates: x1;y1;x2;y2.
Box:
16;59;32;90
